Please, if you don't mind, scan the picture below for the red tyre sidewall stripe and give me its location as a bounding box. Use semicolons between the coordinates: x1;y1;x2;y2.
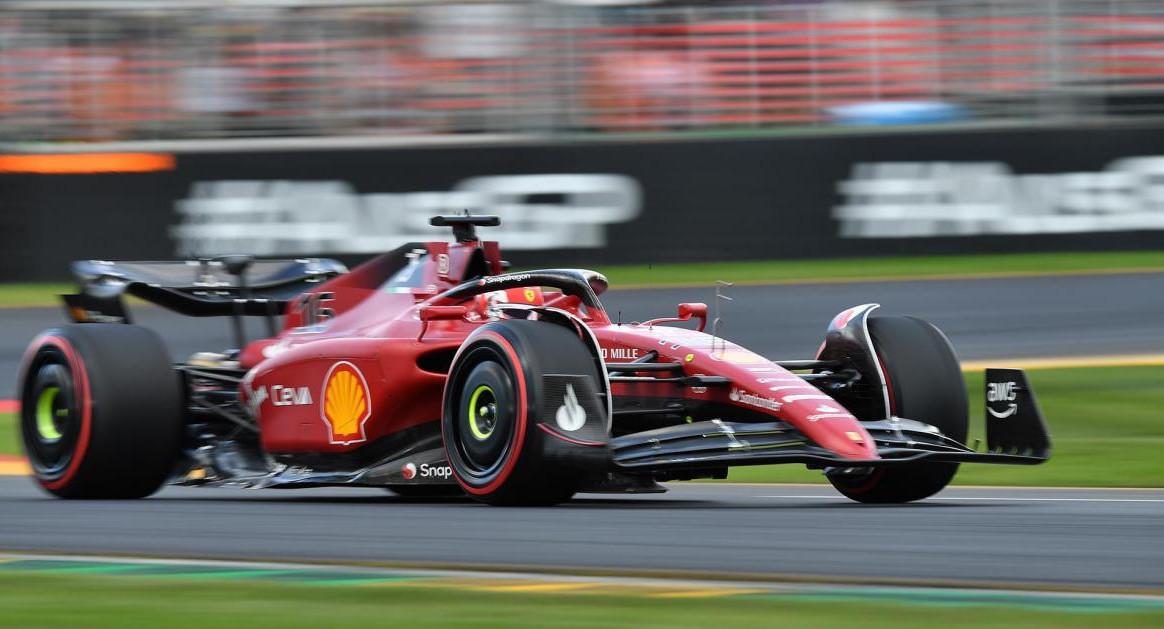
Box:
449;331;528;496
35;336;92;491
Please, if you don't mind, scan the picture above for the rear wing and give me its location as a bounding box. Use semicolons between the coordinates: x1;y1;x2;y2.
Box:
62;256;347;345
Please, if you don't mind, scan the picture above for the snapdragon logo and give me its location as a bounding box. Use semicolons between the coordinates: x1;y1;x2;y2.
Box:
402;462;453;480
835;157;1164;238
173;174;641;256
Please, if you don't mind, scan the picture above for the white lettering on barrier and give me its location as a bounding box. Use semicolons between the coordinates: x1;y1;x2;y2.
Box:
834;157;1164;237
172;174;641;256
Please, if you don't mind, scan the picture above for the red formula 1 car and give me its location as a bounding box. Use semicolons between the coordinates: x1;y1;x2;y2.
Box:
18;216;1050;505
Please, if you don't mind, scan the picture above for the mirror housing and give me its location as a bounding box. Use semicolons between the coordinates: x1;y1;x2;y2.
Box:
419;305;467;321
418;305;467;341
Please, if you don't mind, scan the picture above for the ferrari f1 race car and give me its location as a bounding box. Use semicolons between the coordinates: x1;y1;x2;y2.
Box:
18;215;1050;505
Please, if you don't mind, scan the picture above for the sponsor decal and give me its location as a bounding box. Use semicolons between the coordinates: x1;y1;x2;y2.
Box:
271;384;313;407
601;347;640;361
685;353;695;363
402;462;452;480
845;431;864;442
245;383;268;415
728;388;782;412
555;383;586;432
479;273;531;286
523;288;537;303
835;158;1164;238
805;402;851;421
402;462;417;480
173;175;641;256
711;349;767;365
987;380;1019;419
781;394;833;403
807;413;852;422
321;361;373;445
437;253;450;276
68;307;125;324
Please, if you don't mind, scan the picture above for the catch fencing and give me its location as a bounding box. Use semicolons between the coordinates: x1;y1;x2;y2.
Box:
4;0;1164;142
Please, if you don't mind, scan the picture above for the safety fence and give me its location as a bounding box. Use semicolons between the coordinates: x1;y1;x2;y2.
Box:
4;0;1164;142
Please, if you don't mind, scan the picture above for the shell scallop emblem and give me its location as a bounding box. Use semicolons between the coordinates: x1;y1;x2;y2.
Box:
321;361;372;445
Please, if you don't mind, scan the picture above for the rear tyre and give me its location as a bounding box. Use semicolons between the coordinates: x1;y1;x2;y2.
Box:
19;324;184;499
829;316;968;504
442;319;602;506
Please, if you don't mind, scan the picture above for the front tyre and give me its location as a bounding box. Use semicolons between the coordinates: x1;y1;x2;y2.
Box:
442;319;604;506
829;316;969;504
19;324;183;499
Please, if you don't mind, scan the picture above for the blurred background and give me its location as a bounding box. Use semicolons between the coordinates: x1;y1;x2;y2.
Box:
3;0;1164;276
5;0;1164;141
1;1;1163;628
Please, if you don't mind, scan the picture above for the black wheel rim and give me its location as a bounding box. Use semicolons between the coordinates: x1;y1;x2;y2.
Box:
21;353;81;480
451;346;518;479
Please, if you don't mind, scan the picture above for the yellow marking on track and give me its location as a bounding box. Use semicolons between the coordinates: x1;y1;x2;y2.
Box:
0;460;29;476
651;588;768;599
960;354;1164;371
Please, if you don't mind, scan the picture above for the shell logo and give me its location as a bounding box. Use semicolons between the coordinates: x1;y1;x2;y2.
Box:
321;361;372;445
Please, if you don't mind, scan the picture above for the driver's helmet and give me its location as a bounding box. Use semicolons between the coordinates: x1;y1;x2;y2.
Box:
473;287;545;320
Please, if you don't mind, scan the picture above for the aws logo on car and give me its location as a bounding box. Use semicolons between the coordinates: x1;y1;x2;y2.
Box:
321;361;372;445
402;462;453;480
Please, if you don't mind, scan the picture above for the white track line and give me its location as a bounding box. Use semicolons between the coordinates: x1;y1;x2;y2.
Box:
758;495;1164;503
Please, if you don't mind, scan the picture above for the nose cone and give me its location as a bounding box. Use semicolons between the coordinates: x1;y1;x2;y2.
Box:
735;379;878;460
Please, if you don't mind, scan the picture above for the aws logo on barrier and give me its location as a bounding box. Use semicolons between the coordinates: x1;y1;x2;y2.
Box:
172;174;641;257
835;157;1164;238
321;361;372;445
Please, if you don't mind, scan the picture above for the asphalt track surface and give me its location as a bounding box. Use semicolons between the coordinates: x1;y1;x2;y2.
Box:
1;478;1161;591
0;271;1161;399
1;272;1161;590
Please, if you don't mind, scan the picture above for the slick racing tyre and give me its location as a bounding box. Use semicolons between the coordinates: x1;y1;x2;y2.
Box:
829;316;969;504
442;319;604;506
19;324;184;499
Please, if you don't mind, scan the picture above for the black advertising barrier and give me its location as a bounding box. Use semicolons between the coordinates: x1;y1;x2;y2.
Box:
4;124;1164;281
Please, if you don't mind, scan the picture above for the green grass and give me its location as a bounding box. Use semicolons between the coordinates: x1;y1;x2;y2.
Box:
725;365;1164;487
0;283;75;308
0;413;18;457
0;573;1161;629
595;250;1164;287
2;251;1163;307
3;365;1160;486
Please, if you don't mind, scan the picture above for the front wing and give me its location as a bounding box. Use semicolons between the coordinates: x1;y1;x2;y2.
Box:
611;368;1050;472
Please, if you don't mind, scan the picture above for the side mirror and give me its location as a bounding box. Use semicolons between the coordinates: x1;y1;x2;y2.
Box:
678;302;707;320
642;302;708;331
419;305;467;322
418;305;467;341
